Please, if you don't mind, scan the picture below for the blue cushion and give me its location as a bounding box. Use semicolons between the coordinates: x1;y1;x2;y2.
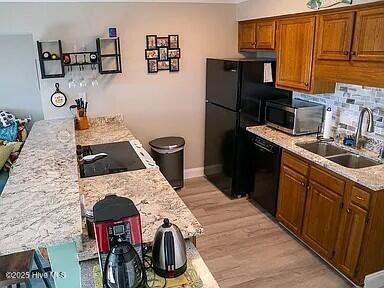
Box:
0;121;17;142
0;169;9;194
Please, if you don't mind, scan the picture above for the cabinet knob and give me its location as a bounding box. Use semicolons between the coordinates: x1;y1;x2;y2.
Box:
343;51;350;55
347;208;352;213
351;51;356;55
304;82;309;87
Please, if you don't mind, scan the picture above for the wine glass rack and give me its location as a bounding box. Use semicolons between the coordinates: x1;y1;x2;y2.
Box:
37;37;122;79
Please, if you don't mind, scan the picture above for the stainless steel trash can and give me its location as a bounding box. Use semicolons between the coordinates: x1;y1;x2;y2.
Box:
149;137;185;189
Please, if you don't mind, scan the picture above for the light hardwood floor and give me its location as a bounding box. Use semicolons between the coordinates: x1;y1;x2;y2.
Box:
179;177;354;288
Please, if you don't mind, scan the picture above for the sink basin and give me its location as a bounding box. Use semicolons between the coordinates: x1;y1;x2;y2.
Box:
326;154;381;169
297;142;349;157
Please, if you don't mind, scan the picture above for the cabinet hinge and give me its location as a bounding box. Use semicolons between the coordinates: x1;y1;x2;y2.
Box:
366;216;370;225
332;250;336;258
340;202;344;209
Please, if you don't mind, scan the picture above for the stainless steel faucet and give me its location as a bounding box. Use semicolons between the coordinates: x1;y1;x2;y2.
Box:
380;147;384;159
354;107;374;149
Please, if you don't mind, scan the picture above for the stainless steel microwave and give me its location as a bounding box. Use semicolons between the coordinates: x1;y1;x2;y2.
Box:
265;98;324;135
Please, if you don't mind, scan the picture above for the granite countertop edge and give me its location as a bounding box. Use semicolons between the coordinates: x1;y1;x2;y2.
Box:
247;126;384;192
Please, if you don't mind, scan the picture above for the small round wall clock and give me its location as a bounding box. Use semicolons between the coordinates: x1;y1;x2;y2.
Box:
51;83;67;107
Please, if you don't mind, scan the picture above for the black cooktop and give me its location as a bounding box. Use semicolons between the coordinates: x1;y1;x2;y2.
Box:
78;141;146;178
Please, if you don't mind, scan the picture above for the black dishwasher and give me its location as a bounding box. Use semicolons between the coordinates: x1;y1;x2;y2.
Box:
248;133;282;216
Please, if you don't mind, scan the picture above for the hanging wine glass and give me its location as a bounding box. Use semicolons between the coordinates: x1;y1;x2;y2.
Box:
79;65;88;88
68;67;77;89
91;65;99;87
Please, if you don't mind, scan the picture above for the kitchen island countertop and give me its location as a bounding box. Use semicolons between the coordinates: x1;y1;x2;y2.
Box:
75;115;203;260
247;125;384;191
79;168;203;261
0;115;203;254
0;119;82;256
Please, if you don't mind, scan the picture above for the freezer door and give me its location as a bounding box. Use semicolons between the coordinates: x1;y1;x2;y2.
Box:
206;59;239;110
204;102;239;197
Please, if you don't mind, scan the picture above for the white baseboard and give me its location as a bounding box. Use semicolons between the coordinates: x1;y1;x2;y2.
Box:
365;270;384;288
184;167;204;179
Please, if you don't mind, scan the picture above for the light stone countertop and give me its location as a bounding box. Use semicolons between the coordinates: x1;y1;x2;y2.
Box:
75;115;135;146
0;115;213;286
0;119;82;256
78;168;204;261
247;125;384;192
76;115;203;260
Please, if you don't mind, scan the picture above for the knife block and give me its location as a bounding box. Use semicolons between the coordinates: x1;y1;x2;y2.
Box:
75;115;89;130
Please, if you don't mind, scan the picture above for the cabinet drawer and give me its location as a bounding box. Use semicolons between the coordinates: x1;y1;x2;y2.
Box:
350;186;370;210
310;166;345;195
282;151;309;176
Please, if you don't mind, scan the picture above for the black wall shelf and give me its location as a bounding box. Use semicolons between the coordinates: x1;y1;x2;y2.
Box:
37;40;65;79
96;37;122;74
36;37;122;79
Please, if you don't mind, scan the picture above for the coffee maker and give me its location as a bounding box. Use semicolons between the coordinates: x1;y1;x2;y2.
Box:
93;195;146;288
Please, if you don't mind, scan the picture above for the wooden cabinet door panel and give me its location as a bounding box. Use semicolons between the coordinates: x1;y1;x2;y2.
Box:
316;12;355;60
335;202;367;278
277;165;307;235
302;181;342;258
239;22;256;50
352;7;384;62
256;20;276;50
276;16;315;91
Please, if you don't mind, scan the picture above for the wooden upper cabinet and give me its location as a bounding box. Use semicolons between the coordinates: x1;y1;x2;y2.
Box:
238;21;256;50
335;201;368;278
255;20;276;50
316;12;355;60
302;180;342;259
277;165;307;235
352;7;384;62
276;16;316;91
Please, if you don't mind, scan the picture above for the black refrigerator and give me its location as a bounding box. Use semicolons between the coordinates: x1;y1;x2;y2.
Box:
204;58;291;198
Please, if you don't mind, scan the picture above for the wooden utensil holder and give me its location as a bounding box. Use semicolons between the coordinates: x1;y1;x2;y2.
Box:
76;115;89;130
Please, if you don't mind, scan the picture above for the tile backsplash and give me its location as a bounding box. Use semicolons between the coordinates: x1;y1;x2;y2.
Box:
294;83;384;153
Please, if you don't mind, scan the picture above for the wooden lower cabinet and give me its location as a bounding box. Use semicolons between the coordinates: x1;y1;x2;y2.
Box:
334;201;367;278
302;180;342;259
276;165;307;235
277;151;384;285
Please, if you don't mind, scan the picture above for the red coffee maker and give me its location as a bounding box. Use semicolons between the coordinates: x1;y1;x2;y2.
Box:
93;195;145;288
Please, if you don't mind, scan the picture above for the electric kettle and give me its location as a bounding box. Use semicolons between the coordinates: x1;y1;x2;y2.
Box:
104;239;146;288
152;218;187;278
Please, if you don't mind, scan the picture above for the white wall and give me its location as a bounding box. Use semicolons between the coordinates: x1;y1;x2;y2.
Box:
237;0;380;20
0;34;43;125
0;2;238;169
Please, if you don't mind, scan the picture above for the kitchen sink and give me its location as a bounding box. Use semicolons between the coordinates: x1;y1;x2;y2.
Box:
326;154;381;169
296;142;349;157
296;141;382;169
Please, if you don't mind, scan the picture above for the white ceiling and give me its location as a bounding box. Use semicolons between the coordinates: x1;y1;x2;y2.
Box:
0;0;249;3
